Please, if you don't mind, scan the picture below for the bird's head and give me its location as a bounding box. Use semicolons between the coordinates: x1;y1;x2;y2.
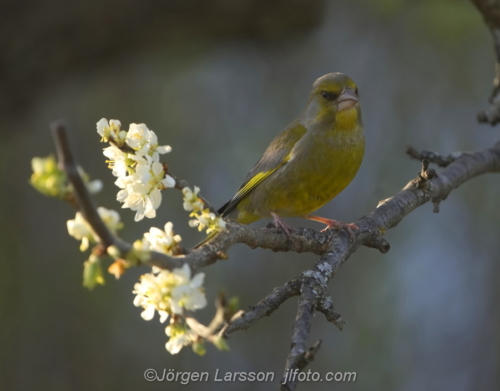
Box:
305;73;361;129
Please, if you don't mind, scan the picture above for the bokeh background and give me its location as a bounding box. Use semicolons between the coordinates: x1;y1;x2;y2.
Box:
2;0;500;390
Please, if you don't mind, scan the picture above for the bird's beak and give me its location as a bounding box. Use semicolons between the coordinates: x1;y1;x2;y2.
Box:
337;89;358;111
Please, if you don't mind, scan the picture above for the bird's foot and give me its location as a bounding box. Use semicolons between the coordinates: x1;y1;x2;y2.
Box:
270;211;294;239
322;221;358;242
305;214;358;242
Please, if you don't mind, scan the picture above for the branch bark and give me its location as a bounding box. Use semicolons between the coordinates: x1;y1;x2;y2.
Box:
282;282;316;391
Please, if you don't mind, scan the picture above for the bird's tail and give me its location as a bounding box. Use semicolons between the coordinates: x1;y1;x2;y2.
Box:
193;230;219;249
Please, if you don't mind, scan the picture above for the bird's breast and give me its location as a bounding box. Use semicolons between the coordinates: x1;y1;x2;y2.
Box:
244;124;364;219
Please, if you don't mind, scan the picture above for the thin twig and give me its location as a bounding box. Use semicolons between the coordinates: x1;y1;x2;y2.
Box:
406;145;459;167
316;293;345;330
220;279;302;337
51;120;117;249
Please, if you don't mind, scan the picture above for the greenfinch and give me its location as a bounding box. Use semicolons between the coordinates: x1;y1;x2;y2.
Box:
200;72;364;246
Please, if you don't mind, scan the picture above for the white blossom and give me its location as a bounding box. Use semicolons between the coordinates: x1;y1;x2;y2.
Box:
170;266;206;313
132;264;207;324
182;186;204;211
165;324;196;354
142;222;182;256
115;175;162;221
97;118;123;142
86;179;103;194
182;186;226;234
67;212;93;251
103;145;129;178
126;123;151;155
157;145;172;154
112;155;173;221
162;174;175;188
188;208;226;234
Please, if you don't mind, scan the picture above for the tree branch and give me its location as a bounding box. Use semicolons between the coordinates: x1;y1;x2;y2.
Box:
156;142;500;277
471;0;500;125
217;141;500;390
406;145;463;167
219;279;302;336
51;120;500;391
43;7;500;386
55;120;500;278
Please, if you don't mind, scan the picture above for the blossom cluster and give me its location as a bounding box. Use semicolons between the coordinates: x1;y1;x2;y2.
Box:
67;207;123;251
133;264;207;354
31;118;233;355
97;119;175;221
182;187;226;234
133;264;206;322
30;155;102;200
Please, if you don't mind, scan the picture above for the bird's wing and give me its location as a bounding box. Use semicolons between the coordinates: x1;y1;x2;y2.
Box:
218;120;307;216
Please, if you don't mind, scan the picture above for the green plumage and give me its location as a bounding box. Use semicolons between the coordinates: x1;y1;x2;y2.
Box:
196;73;364;248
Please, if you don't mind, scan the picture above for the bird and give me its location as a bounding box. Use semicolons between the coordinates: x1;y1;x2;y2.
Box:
197;72;364;247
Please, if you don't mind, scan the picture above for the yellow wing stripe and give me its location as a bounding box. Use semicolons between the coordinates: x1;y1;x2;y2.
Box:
222;161;287;215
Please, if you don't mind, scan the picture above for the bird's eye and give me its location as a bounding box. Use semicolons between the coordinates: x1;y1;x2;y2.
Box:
321;91;337;101
355;87;359;96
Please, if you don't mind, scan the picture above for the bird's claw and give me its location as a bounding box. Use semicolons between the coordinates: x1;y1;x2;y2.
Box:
320;221;358;242
270;211;294;240
305;214;358;242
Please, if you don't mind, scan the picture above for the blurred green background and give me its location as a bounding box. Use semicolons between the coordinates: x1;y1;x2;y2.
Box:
2;0;500;390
